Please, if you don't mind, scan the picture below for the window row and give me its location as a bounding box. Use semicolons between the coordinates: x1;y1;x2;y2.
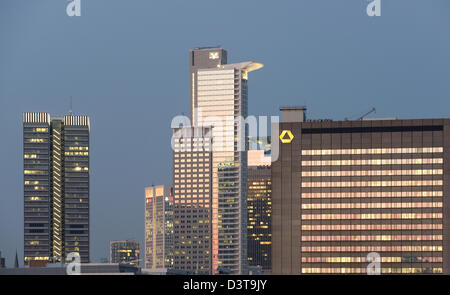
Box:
302;158;443;166
301;213;442;220
301;147;443;156
301;191;442;199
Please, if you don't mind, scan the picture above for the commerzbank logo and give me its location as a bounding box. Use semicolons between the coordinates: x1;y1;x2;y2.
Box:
280;130;294;144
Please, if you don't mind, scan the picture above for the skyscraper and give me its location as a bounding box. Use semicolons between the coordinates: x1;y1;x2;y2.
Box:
189;47;263;274
271;107;450;274
145;185;174;269
172;126;213;274
23;112;90;265
110;240;140;267
247;150;272;274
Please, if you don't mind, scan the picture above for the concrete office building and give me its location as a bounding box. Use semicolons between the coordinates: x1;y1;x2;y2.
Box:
110;240;140;267
145;185;174;269
23;112;90;265
172;126;213;274
271;107;450;274
247;150;272;273
189;47;263;274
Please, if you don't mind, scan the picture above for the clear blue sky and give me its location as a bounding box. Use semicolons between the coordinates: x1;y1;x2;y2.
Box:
1;0;449;266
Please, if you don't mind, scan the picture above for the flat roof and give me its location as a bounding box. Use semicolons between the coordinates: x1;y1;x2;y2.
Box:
280;106;307;111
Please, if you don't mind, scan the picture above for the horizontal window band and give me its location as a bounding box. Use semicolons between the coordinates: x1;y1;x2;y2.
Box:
301;125;443;134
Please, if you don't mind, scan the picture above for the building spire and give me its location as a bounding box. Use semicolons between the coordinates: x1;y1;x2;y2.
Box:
14;251;19;268
69;96;73;116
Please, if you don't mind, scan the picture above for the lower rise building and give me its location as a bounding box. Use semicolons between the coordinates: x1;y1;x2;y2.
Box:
247;150;272;274
145;185;174;269
110;240;140;267
272;107;450;274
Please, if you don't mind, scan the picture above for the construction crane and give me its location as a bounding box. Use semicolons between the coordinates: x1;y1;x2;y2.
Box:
357;107;376;120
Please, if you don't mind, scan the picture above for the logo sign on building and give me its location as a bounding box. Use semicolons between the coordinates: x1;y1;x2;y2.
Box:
280;130;294;144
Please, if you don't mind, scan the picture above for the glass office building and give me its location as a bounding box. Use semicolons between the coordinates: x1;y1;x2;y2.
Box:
172;126;213;274
23;112;90;265
145;185;174;269
247;150;272;273
110;240;140;267
271;107;450;274
189;47;263;274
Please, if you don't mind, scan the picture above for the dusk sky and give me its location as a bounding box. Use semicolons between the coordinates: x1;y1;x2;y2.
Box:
1;0;449;266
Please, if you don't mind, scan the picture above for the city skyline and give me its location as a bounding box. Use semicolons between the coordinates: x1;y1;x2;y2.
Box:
1;0;450;267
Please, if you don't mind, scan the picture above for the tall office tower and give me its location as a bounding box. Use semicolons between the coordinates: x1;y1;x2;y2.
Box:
271;107;450;274
247;150;272;274
189;47;263;274
172;126;213;274
110;240;140;267
145;185;174;269
23;112;90;265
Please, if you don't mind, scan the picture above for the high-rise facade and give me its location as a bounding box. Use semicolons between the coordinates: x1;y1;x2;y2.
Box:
172;126;213;274
189;47;263;274
271;107;450;274
23;113;90;265
247;150;272;273
145;185;174;269
110;240;140;267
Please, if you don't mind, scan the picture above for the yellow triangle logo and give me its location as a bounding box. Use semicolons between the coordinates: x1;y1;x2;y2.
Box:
280;130;294;143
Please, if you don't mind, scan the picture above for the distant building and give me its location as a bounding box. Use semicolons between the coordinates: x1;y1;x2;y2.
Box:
247;150;272;274
23;113;90;265
272;107;450;274
110;240;140;267
0;263;138;275
172;126;213;274
145;185;174;269
0;251;5;268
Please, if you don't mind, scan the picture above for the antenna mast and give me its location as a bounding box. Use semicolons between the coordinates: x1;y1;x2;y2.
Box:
357;107;376;120
69;96;73;116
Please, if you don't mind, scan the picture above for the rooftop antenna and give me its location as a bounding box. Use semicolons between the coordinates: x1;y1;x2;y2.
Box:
357;107;376;120
344;107;376;121
69;96;73;116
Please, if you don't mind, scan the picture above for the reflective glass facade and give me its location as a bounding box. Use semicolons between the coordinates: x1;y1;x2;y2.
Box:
247;150;272;273
173;127;212;274
189;47;262;274
145;185;173;269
